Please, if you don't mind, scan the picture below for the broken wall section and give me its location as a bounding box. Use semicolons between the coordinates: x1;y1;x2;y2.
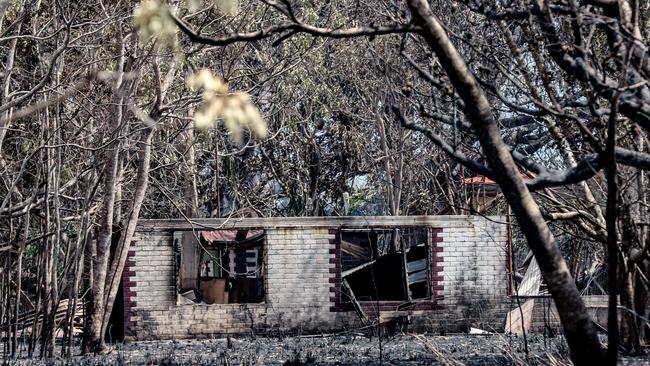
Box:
124;216;509;339
330;217;509;334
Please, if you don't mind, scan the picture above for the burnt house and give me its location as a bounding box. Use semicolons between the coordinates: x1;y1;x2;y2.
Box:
121;216;508;340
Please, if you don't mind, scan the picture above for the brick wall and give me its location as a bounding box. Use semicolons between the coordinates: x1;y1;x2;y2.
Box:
125;216;508;340
433;217;510;331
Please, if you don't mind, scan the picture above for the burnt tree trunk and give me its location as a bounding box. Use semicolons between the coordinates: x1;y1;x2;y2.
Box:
101;125;154;337
604;97;619;364
101;57;175;339
83;37;132;353
405;1;605;363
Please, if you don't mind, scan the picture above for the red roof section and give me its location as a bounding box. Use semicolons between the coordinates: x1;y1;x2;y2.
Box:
462;174;535;186
462;176;496;185
200;230;264;242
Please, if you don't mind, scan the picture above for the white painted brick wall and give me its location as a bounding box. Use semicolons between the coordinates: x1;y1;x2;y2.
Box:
437;217;509;327
126;216;509;340
126;227;342;340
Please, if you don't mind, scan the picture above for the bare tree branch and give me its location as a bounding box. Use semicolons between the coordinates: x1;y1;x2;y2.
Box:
172;12;419;46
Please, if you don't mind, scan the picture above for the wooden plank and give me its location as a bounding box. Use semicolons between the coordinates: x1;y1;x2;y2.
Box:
341;279;371;328
2;299;84;333
517;256;541;296
505;299;535;334
504;251;542;334
178;231;200;291
341;260;376;278
341;239;370;260
400;238;411;302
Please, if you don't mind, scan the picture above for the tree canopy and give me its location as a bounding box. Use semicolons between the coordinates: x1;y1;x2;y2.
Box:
1;0;650;364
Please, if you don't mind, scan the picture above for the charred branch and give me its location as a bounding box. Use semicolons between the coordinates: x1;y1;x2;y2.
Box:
173;12;420;46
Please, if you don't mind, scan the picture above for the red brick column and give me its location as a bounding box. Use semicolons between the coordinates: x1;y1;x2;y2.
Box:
328;228;343;312
431;227;444;303
122;243;137;338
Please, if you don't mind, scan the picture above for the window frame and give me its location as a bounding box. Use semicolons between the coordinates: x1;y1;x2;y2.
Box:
332;226;443;312
173;229;267;305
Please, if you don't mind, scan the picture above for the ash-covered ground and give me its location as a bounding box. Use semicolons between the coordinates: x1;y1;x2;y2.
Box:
4;333;650;365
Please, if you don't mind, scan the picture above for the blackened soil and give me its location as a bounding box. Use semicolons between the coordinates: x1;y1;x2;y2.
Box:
4;333;650;365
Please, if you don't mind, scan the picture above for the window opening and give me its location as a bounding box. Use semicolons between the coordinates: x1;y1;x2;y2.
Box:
173;229;265;304
340;227;430;303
